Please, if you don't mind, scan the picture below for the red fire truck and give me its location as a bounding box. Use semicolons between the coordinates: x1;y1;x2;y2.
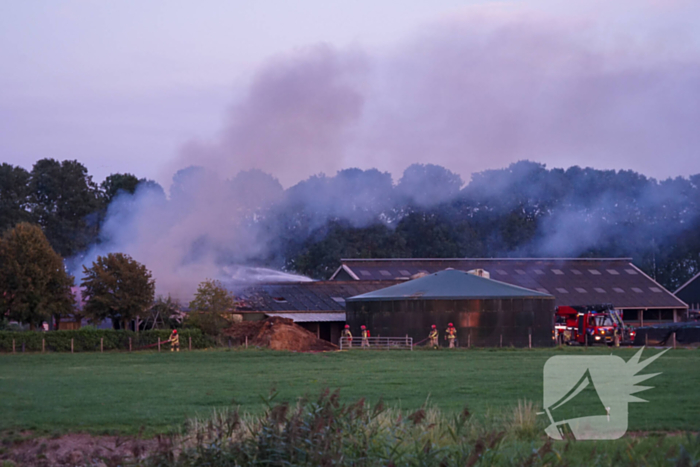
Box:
554;304;635;346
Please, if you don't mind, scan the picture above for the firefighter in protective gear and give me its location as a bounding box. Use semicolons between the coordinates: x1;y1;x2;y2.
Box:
445;323;457;349
361;325;370;348
428;325;439;349
169;329;180;352
342;324;353;348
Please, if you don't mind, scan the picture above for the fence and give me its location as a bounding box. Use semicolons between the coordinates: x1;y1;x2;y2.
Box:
340;336;413;351
0;329;214;353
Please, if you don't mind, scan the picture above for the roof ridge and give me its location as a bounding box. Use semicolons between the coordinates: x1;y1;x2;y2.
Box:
340;257;634;262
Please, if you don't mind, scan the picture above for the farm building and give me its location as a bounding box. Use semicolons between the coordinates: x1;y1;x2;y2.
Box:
331;258;688;326
232;281;397;345
675;273;700;313
346;269;555;347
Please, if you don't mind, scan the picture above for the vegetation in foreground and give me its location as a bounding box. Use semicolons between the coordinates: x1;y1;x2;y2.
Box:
0;347;697;436
2;389;698;466
147;389;700;467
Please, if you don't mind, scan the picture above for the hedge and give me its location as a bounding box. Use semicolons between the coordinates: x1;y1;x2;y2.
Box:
0;329;216;353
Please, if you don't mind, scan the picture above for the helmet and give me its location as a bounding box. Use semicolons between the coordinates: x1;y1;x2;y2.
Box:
361;325;366;329
345;324;350;328
431;325;436;328
448;323;453;327
172;329;177;334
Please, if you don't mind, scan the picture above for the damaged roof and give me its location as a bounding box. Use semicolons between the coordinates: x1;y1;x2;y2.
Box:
264;312;346;322
234;281;399;312
347;269;553;301
331;258;687;309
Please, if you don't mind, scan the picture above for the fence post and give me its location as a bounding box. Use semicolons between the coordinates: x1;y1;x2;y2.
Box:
228;337;232;349
100;337;103;353
468;331;471;349
22;342;25;353
673;331;676;349
42;338;45;353
158;338;161;352
500;334;503;348
129;337;132;352
245;336;248;349
528;328;532;349
12;339;15;354
645;332;648;347
70;338;74;354
189;336;192;351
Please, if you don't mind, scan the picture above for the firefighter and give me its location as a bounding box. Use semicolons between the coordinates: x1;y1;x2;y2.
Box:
342;324;353;348
428;325;439;349
445;323;457;349
169;329;180;352
361;325;370;348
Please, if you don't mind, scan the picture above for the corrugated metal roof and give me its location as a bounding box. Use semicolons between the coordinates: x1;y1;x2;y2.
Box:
264;312;346;322
234;281;398;312
347;269;553;301
332;258;687;309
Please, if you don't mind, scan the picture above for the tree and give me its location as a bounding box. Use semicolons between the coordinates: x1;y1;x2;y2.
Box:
100;173;141;205
0;223;75;328
186;279;236;337
0;164;32;233
188;279;235;313
29;159;102;257
81;253;155;329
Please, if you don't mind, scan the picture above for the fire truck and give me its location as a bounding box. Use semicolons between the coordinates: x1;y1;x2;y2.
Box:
554;304;635;346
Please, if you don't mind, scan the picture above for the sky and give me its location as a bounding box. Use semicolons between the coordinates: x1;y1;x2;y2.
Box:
1;0;700;188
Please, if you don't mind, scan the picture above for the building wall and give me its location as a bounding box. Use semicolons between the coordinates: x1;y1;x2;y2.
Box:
347;297;555;347
676;277;700;310
295;322;345;345
621;308;684;326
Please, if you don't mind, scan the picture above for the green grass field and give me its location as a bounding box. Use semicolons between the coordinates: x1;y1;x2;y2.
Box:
0;347;698;435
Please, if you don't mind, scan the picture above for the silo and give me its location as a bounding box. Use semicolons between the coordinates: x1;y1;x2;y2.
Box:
346;269;555;347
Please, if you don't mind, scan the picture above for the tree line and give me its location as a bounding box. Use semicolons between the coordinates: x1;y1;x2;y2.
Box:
1;158;699;318
280;162;700;291
0;159;162;258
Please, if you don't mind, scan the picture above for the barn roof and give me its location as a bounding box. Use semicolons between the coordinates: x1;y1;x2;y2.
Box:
347;269;553;301
233;281;399;312
331;258;687;309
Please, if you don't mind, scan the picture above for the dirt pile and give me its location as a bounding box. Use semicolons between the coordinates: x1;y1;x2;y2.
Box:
224;317;337;352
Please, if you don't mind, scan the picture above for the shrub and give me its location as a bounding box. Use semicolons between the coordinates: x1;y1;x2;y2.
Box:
0;329;214;352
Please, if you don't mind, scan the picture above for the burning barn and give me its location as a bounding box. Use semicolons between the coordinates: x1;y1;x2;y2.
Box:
233;281;397;345
346;269;555;347
332;258;688;327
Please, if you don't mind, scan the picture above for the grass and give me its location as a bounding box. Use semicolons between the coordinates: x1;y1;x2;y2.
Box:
0;347;698;436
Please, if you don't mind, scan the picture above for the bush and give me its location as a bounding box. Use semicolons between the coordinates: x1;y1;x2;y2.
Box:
182;312;230;338
0;329;215;353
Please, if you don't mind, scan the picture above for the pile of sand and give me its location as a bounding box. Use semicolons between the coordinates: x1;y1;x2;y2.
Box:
224;317;337;352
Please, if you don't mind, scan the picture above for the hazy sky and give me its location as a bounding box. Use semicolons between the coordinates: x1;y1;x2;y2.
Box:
2;0;699;188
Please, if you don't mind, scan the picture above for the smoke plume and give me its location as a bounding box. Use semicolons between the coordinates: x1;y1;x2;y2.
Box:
76;2;700;297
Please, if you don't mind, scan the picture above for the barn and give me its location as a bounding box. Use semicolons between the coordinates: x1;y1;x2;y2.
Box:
232;281;397;345
346;269;555;347
675;273;700;315
331;258;688;326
